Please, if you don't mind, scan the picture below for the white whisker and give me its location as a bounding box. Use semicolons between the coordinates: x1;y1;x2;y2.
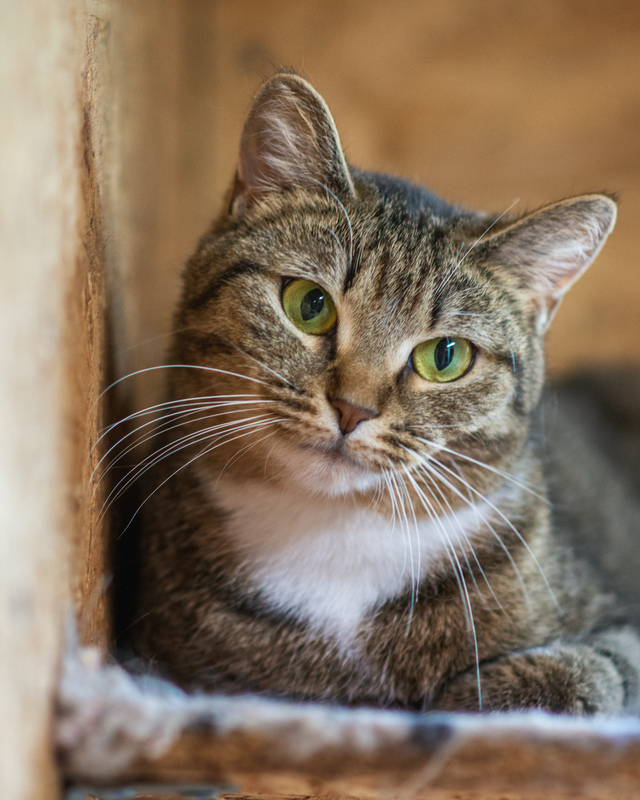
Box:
224;339;303;392
97;364;270;405
216;430;276;482
101;414;279;523
95;392;265;446
436;199;519;297
93;400;274;485
382;468;404;578
426;457;561;614
443;458;507;612
451;311;509;319
417;461;502;612
435;483;505;615
117;417;285;537
388;470;415;619
391;467;420;631
401;465;482;708
320;224;347;263
352;218;377;282
413;435;546;501
416;459;532;612
297;174;354;267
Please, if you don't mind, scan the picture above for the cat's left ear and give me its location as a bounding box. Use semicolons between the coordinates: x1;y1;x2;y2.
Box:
481;194;617;332
230;71;356;213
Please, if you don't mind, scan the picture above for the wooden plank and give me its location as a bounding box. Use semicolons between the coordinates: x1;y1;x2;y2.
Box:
57;656;640;800
0;0;90;796
0;0;120;793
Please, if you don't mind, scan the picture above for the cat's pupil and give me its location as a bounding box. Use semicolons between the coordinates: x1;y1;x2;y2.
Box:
434;337;455;371
301;288;325;321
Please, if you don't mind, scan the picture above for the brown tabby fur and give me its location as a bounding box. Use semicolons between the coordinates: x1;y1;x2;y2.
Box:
132;71;640;714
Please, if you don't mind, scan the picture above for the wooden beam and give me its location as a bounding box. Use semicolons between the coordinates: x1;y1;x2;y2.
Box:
0;0;94;796
57;655;640;800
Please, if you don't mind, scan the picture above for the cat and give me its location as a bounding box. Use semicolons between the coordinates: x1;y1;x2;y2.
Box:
128;70;640;714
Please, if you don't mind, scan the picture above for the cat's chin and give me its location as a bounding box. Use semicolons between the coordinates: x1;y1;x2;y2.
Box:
273;442;380;497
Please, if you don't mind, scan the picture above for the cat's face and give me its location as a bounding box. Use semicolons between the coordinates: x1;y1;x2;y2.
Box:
169;73;615;507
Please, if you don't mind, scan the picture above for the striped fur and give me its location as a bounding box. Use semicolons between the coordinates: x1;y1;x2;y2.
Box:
132;72;640;714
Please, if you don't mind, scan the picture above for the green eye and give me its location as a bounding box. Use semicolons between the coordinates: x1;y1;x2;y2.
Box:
412;337;473;382
282;279;337;335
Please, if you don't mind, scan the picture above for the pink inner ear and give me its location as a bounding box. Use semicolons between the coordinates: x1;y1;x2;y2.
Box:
492;195;615;287
480;194;616;332
232;73;354;211
239;93;314;194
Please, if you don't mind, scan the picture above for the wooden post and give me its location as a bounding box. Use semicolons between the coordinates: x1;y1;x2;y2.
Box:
0;0;218;793
0;0;93;796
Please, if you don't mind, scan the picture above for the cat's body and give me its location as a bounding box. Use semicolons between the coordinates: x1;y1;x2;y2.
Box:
133;72;640;713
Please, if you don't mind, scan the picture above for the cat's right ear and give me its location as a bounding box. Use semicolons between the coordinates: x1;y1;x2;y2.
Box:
230;72;356;214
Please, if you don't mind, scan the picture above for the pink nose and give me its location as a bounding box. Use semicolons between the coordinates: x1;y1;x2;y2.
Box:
330;398;377;435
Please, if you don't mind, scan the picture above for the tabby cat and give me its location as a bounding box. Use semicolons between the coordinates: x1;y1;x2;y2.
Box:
131;71;640;714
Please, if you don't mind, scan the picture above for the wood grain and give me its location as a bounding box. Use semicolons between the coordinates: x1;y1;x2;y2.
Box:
0;1;93;797
56;659;640;800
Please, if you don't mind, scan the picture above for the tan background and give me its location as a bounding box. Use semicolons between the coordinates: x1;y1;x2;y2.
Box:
121;0;640;406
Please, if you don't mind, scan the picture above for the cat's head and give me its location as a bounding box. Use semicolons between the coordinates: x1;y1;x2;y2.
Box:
171;72;615;504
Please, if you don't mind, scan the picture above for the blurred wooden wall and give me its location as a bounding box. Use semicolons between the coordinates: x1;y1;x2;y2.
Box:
128;0;640;399
0;1;110;796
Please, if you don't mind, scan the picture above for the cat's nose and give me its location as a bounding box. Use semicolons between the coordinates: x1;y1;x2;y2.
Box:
329;398;377;435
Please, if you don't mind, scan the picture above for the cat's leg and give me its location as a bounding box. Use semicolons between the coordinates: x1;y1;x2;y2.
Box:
432;628;640;715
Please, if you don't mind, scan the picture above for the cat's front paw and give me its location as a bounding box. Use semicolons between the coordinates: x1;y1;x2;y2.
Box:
432;644;625;715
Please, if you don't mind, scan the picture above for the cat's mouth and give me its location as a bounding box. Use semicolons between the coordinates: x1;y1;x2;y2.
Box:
298;440;363;467
274;436;381;496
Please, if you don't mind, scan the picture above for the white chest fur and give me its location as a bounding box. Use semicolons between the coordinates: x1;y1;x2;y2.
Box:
211;478;491;646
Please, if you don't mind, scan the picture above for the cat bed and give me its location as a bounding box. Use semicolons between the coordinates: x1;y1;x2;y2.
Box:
57;648;640;800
